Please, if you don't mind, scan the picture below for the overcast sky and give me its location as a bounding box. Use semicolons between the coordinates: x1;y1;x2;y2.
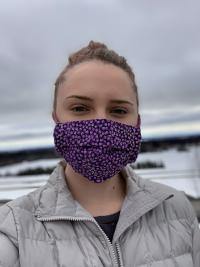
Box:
0;0;200;151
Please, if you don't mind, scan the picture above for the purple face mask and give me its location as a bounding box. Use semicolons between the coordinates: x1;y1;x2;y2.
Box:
53;117;141;183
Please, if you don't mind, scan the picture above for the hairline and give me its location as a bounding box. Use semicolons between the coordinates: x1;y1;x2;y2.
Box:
53;59;139;112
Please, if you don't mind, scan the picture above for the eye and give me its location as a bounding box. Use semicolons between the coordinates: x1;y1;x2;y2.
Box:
111;108;128;115
71;105;89;112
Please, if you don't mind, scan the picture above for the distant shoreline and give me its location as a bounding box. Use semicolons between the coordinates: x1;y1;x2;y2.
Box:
1;134;200;167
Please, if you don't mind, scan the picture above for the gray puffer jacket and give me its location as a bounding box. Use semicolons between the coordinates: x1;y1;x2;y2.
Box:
0;161;200;267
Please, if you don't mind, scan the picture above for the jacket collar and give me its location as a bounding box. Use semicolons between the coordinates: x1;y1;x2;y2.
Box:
114;165;174;242
35;160;174;239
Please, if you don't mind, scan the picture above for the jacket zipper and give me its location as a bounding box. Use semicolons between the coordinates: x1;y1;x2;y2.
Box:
36;215;123;267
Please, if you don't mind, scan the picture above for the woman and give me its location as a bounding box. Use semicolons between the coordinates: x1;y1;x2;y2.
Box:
0;41;200;267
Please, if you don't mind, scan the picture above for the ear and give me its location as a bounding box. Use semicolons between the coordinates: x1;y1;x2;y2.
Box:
52;111;59;123
136;114;141;127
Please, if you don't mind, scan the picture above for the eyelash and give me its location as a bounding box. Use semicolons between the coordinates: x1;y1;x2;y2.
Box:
70;106;128;114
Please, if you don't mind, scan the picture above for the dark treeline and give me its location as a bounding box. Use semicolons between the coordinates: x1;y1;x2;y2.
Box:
0;147;59;167
0;134;200;167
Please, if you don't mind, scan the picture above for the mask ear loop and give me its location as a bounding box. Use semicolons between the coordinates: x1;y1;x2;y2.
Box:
136;114;141;127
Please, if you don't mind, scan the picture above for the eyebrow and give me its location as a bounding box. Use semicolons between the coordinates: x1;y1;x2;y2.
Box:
65;95;134;106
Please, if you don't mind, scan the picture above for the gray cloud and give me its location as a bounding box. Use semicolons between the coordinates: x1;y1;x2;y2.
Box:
0;0;200;145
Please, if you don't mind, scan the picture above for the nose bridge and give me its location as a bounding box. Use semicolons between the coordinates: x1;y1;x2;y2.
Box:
95;107;108;120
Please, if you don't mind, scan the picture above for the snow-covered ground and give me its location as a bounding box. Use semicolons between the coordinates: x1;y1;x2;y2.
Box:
0;145;200;201
135;168;200;198
0;158;60;176
136;146;200;171
0;175;48;200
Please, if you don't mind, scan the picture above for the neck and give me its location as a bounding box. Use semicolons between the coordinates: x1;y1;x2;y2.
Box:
64;163;126;217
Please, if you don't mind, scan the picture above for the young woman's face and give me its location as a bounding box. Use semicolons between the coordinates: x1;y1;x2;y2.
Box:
53;60;138;126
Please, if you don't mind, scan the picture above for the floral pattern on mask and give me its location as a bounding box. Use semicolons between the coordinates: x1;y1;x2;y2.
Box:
53;118;141;183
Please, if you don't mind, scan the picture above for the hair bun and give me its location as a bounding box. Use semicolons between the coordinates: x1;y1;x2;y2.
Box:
88;40;107;50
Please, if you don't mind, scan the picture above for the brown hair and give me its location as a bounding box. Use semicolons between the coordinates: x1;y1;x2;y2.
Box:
53;40;139;111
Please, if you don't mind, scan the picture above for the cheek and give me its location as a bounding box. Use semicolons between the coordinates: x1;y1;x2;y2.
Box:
126;113;138;127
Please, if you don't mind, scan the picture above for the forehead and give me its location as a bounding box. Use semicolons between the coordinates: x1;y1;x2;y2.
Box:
58;60;136;100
